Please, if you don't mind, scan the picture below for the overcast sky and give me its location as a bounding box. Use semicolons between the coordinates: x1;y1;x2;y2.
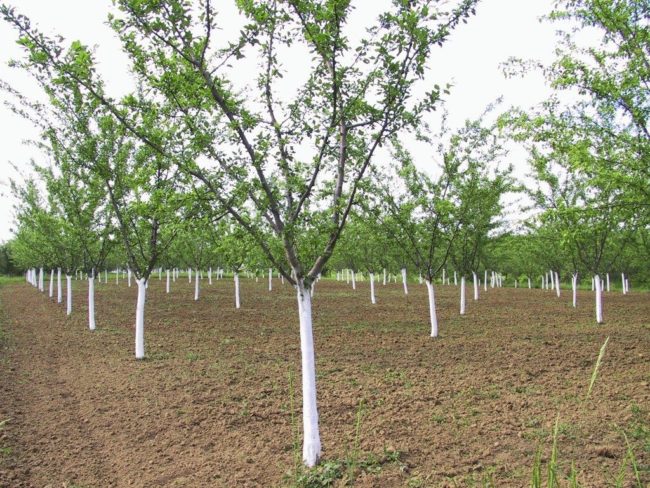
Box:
0;0;560;242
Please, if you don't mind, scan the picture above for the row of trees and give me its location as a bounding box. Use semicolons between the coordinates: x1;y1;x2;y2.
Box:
0;0;647;469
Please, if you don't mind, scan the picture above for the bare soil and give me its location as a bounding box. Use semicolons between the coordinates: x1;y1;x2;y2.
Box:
0;276;648;487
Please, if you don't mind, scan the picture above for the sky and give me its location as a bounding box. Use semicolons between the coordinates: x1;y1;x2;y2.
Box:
0;0;561;242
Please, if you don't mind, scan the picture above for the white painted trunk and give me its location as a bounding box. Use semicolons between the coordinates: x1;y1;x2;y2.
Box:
606;273;610;292
296;284;321;467
234;272;240;309
515;279;518;288
116;269;119;285
595;275;603;324
208;267;212;285
158;267;162;280
426;280;438;338
104;270;108;284
621;273;626;294
281;274;285;285
527;276;531;289
572;273;577;308
135;278;146;359
555;271;561;297
194;269;200;301
351;271;356;290
370;273;376;304
166;269;170;293
49;269;54;298
591;276;594;291
128;269;132;287
472;272;479;300
39;268;44;292
383;268;387;285
88;274;96;330
625;278;629;293
549;270;554;290
418;273;422;285
188;268;192;283
454;271;457;286
345;269;349;284
485;270;488;291
57;268;62;303
460;276;466;315
401;268;408;295
269;268;273;291
66;275;72;315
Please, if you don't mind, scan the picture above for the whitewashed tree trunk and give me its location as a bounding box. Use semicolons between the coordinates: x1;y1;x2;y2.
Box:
555;271;560;297
104;270;108;284
116;269;119;285
88;273;96;330
591;276;594;291
166;269;170;293
38;268;43;292
485;270;488;291
401;268;408;295
66;274;72;315
135;278;146;359
418;273;422;285
194;269;200;301
621;273;627;295
606;273;610;292
128;269;132;287
625;278;629;293
188;268;192;283
454;271;457;286
269;268;273;291
49;269;54;298
595;275;603;324
296;282;321;467
572;273;577;308
234;272;241;309
57;268;62;303
383;268;387;285
158;267;162;280
426;280;438;338
369;273;376;304
281;274;285;285
527;276;531;289
472;272;479;300
515;279;518;288
460;276;466;315
351;270;356;290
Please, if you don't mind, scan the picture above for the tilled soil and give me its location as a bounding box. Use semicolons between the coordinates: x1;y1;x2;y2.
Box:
0;277;648;487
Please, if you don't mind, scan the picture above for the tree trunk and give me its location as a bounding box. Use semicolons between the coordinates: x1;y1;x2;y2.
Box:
383;268;387;285
484;270;488;291
88;273;96;330
401;268;408;295
527;276;531;289
370;273;376;304
135;278;146;359
426;280;438;338
460;276;466;315
454;271;457;286
188;268;192;283
572;273;577;308
269;268;273;291
472;272;479;300
128;269;132;287
555;271;560;297
57;268;62;303
39;268;44;292
606;273;610;292
351;270;356;290
621;273;626;295
594;275;603;324
194;269;200;301
49;269;54;298
442;268;446;285
296;282;321;467
166;269;170;293
234;272;240;309
66;274;72;315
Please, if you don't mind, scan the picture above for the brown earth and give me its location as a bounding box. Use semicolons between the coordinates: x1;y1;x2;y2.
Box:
0;276;648;487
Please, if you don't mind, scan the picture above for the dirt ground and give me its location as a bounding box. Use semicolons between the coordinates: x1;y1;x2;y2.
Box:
0;275;648;487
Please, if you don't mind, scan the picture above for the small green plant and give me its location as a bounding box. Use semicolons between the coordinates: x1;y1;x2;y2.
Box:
585;336;609;401
185;351;202;361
